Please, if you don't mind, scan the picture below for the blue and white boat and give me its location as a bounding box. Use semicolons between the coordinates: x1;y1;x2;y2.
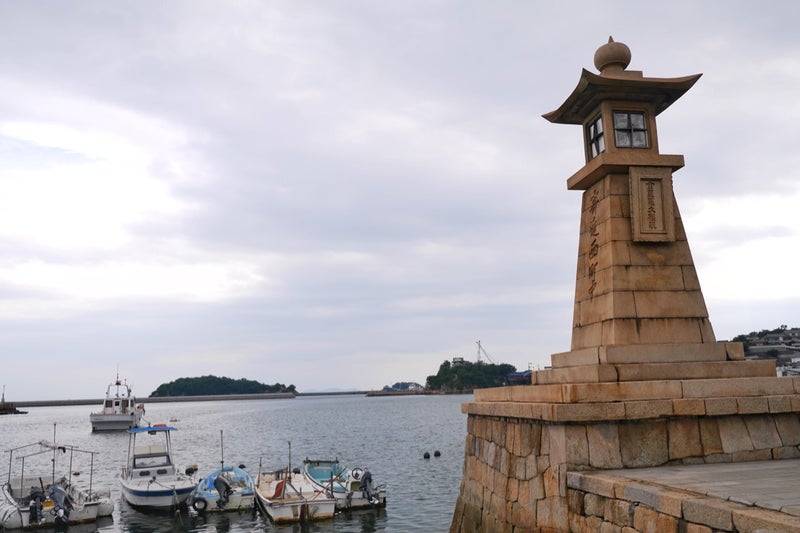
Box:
302;458;386;510
190;465;255;513
119;425;198;510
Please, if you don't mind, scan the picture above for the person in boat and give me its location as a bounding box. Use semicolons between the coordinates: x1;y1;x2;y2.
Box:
359;468;374;503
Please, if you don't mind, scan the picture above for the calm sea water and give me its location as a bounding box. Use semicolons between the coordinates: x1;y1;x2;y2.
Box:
1;394;469;533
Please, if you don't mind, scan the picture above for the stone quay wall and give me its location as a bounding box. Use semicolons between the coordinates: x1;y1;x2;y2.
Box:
449;384;800;532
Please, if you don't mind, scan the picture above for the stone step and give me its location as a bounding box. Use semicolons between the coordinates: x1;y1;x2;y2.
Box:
474;375;798;404
550;342;744;368
532;359;775;385
462;394;800;422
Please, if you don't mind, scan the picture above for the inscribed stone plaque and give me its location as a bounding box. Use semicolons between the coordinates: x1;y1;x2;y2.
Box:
629;167;675;242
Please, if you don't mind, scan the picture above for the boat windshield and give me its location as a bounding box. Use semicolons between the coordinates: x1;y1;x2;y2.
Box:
134;454;170;468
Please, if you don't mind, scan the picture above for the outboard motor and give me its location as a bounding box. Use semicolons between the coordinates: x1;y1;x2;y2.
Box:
213;475;233;508
359;468;374;503
28;486;44;524
47;485;72;525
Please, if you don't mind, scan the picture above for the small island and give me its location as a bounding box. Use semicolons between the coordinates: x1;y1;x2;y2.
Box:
149;375;296;397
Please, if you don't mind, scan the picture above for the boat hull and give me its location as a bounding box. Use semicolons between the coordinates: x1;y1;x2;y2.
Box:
255;493;335;523
90;412;142;431
119;476;196;509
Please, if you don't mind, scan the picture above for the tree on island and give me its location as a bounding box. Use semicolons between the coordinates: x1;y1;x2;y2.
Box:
149;375;296;397
426;360;516;392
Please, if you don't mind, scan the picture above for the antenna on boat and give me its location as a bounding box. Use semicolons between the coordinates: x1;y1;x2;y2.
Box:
287;440;292;482
51;423;57;484
220;429;224;469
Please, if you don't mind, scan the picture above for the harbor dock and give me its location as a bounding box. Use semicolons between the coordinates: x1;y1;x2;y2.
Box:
569;459;800;530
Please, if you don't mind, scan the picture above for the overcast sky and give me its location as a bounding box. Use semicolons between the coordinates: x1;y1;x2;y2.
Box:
1;1;798;401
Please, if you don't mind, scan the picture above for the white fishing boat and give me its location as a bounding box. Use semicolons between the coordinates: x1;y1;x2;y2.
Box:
1;438;113;529
254;443;334;524
255;468;335;523
89;373;145;431
118;425;198;510
302;458;386;510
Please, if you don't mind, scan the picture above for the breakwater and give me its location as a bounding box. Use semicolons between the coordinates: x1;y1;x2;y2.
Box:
14;391;370;408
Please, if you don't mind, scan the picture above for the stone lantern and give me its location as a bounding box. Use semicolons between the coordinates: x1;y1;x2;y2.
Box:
543;36;725;363
450;38;800;533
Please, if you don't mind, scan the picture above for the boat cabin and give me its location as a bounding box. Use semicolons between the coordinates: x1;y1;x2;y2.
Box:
130;444;175;477
103;396;134;413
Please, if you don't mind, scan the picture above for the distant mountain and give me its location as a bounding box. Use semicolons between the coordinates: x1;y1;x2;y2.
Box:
149;375;296;397
302;387;361;393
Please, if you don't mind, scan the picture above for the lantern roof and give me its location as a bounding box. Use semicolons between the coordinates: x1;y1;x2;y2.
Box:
543;38;701;125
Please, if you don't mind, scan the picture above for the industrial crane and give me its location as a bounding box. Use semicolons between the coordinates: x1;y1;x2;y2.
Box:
476;340;495;364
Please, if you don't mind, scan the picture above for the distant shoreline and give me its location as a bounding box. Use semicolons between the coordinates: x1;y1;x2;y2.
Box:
13;389;471;407
14;391;342;407
14;390;472;407
365;390;460;397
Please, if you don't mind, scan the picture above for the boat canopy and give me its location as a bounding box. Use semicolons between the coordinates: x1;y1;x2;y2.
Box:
127;425;177;434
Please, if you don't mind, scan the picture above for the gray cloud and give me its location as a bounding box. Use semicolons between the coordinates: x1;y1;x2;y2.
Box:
0;1;798;399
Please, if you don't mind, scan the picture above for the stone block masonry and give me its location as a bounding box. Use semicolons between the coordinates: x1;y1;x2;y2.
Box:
450;406;800;532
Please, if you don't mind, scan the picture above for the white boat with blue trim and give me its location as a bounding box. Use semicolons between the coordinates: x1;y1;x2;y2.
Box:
118;425;198;510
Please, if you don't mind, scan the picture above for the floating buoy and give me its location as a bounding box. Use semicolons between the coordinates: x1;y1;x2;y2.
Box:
423;452;430;459
434;450;441;457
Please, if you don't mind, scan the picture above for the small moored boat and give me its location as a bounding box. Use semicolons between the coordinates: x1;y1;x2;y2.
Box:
118;425;198;510
254;467;335;523
190;429;254;513
1;438;113;529
254;442;334;524
190;465;255;513
89;373;145;431
302;458;387;510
